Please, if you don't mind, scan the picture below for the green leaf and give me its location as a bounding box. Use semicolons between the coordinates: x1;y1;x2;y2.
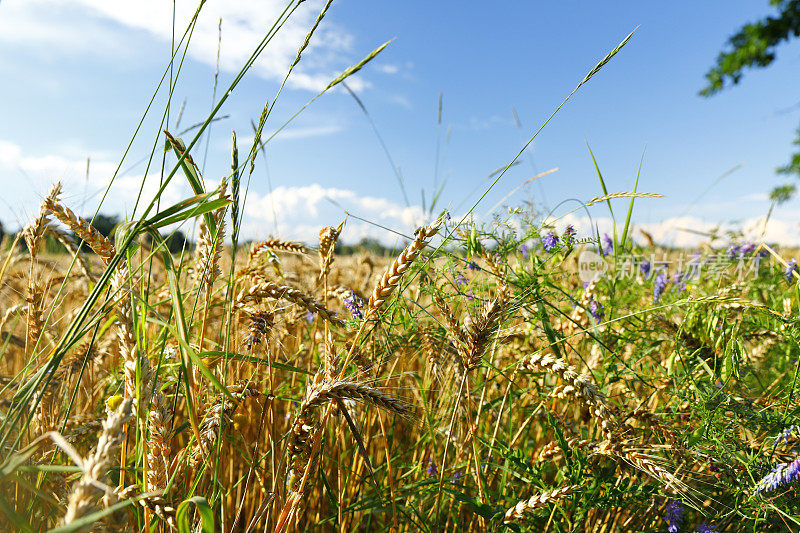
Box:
620;147;645;250
163;131;217;234
176;496;215;533
176;337;234;401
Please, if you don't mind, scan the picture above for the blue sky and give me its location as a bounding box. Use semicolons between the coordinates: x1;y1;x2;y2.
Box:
1;0;799;246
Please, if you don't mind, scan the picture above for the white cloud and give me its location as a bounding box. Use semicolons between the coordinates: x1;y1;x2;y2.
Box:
544;213;800;248
0;0;371;91
376;64;400;75
243;184;427;245
0;139;186;228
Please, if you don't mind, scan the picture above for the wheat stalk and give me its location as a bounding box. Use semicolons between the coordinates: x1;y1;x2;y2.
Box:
367;217;442;315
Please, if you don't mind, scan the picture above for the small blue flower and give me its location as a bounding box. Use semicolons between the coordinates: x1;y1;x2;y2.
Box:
467;261;481;271
305;311;315;323
426;457;438;477
542;232;559;252
739;242;756;257
727;244;740;259
455;271;468;287
696;523;718;533
466;290;475;301
785;258;797;282
563;225;576;245
520;244;529;259
653;272;668;303
451;471;463;484
663;499;684;533
640;259;651;277
343;294;363;320
755;456;800;495
601;233;613;257
444;211;451;221
589;299;604;323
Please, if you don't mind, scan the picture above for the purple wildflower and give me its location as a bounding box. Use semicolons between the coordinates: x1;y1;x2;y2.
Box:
452;471;463;484
739;242;756;257
755;457;800;494
455;271;468;287
467;261;481;271
672;272;687;292
444;211;451;221
589;300;604;323
426;457;438;477
696;524;718;533
601;233;613;257
305;311;315;323
663;500;684;533
520;244;529;259
563;225;576;245
542;232;559;252
653;272;668;303
727;244;740;259
640;259;651;277
343;295;363;320
466;290;475;301
780;425;800;445
785;258;797;282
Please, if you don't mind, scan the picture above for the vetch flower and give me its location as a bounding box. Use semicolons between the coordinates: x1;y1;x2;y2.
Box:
727;244;740;259
601;233;613;257
589;299;604;323
739;242;756;257
466;290;475;301
663;499;684;533
305;311;315;323
653;272;668;303
520;244;529;259
755;457;800;495
542;232;559;252
343;294;363;320
455;271;468;287
640;259;651;277
467;261;481;271
696;523;718;533
785;258;797;282
426;457;438;477
563;225;576;245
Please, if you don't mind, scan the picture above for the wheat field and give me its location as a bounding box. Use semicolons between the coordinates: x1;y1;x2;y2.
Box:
1;4;799;532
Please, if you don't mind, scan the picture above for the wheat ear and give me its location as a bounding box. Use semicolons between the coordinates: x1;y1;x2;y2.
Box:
503;485;580;523
62;398;134;527
235;281;345;327
249;238;307;263
522;351;615;435
44;193;116;264
367;217;442;315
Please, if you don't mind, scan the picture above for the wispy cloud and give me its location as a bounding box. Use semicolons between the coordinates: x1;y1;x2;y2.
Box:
0;0;371;91
244;184;427;244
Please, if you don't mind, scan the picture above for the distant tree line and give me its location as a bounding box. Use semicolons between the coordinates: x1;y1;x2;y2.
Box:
0;216;402;257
